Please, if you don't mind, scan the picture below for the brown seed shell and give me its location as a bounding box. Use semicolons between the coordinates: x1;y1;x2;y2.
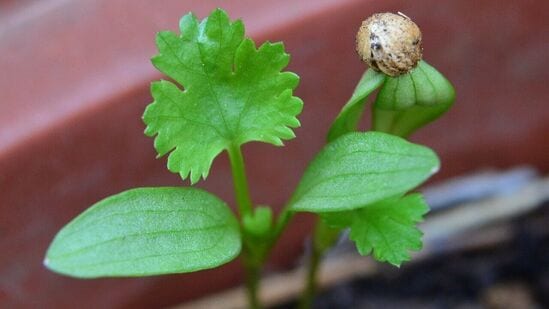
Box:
356;12;422;76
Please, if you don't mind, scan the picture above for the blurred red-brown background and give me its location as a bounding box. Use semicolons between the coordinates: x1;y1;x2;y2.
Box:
1;0;547;308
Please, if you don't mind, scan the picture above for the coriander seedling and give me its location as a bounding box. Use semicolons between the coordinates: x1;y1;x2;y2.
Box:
45;9;455;309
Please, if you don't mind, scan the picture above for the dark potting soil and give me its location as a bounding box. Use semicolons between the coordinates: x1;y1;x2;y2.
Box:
276;201;549;309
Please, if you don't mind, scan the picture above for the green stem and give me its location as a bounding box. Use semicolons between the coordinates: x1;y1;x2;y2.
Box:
243;254;262;309
299;219;340;309
227;144;253;218
299;248;320;309
227;144;262;308
271;205;294;242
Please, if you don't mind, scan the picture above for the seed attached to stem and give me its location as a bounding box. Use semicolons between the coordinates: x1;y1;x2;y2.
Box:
356;12;423;76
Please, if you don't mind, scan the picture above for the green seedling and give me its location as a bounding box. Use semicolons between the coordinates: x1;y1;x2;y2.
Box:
45;9;455;309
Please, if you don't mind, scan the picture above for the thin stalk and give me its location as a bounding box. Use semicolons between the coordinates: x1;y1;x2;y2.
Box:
299;252;320;309
298;219;340;309
227;144;253;218
271;205;294;243
227;144;261;308
243;254;262;309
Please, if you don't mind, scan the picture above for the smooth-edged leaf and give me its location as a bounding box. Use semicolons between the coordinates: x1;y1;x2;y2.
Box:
44;188;241;278
322;194;429;266
372;61;455;137
143;9;303;184
327;69;385;141
289;132;439;212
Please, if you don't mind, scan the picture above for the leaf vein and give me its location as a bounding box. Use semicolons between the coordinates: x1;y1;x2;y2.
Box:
52;224;227;259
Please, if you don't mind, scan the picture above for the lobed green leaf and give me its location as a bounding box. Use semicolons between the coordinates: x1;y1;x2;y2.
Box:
289;132;439;212
322;194;429;266
45;188;241;278
143;9;303;184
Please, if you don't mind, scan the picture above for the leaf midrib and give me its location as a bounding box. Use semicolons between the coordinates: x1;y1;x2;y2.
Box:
195;28;233;140
61;208;222;240
293;166;431;205
53;229;234;273
50;223;228;259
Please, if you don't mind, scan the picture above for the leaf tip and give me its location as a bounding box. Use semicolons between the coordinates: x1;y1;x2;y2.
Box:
189;170;201;185
391;261;403;268
43;257;50;268
430;152;441;175
211;7;228;15
177;171;191;184
178;12;198;32
205;8;232;29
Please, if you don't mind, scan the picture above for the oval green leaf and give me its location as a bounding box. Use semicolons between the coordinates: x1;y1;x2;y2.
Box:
289;132;439;212
45;188;241;278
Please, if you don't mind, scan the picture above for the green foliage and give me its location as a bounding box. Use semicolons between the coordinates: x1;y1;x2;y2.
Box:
143;9;303;184
322;194;428;266
44;188;241;278
327;69;385;141
372;61;455;137
289;132;439;212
